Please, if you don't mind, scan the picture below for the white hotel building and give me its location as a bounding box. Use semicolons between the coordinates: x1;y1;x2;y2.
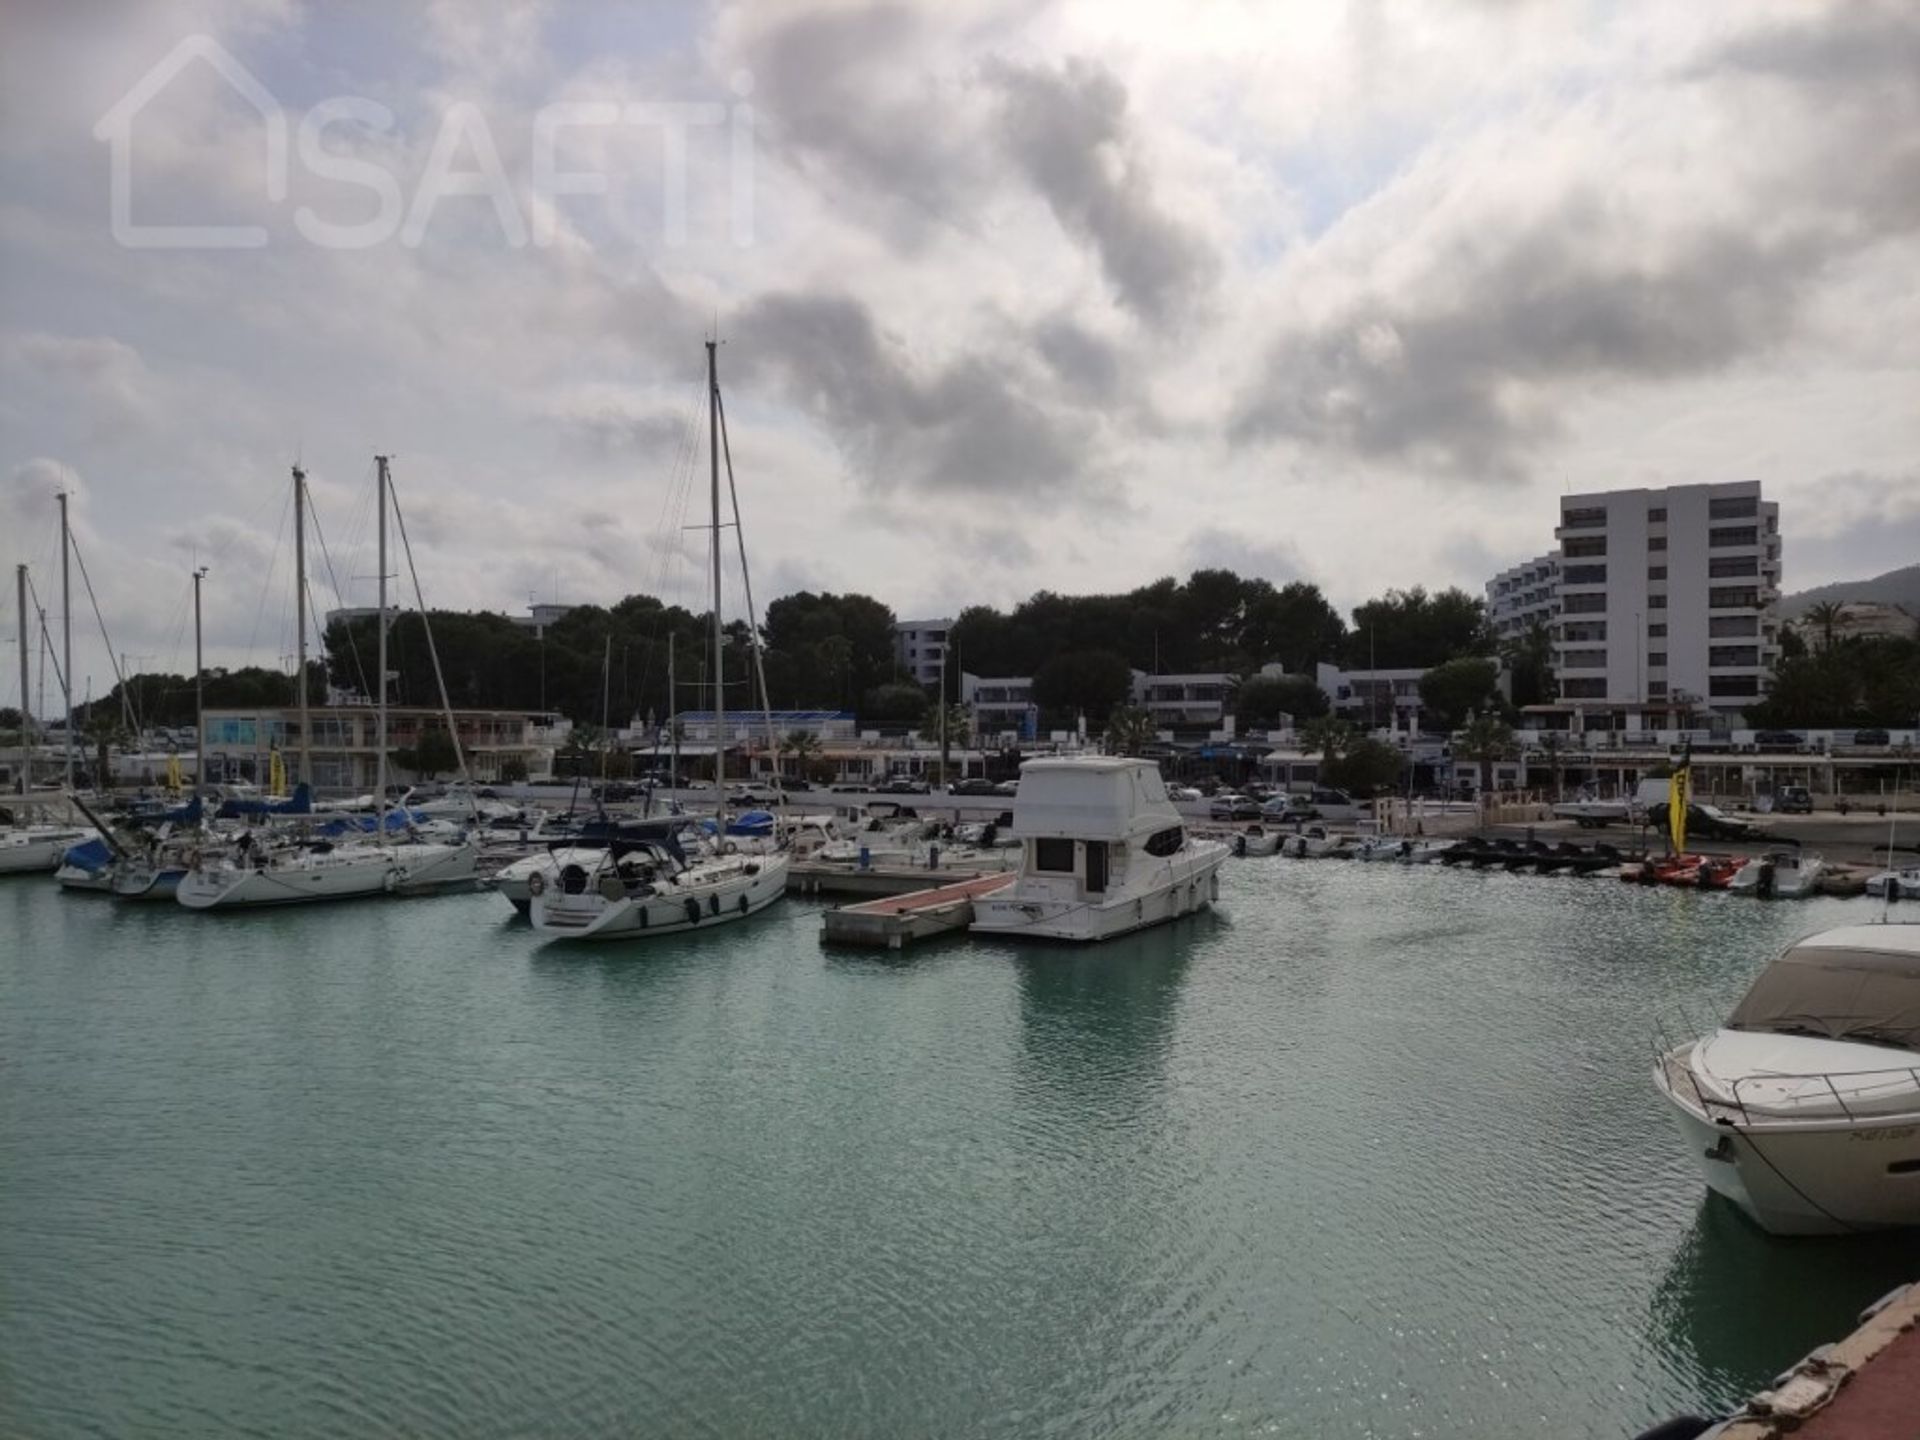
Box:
1486;553;1560;641
1550;480;1782;719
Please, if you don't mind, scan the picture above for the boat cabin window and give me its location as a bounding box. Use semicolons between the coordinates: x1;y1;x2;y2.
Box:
1084;840;1108;894
1144;826;1183;857
1727;943;1920;1049
1034;837;1076;873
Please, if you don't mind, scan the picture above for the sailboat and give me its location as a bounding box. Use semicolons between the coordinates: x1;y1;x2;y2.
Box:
178;459;477;909
529;342;790;940
2;538;98;875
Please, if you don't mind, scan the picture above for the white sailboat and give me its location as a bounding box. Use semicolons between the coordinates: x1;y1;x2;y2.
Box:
179;459;475;910
531;341;789;940
2;546;96;874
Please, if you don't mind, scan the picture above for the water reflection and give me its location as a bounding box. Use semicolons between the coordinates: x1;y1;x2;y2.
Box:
1009;922;1197;1115
1648;1198;1920;1408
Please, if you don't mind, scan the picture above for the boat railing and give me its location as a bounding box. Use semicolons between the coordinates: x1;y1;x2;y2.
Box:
1656;1038;1920;1126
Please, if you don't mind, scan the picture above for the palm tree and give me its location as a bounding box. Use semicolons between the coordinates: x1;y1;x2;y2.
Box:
1298;715;1353;764
1539;731;1565;801
1457;711;1516;810
918;704;971;781
1104;705;1158;756
779;728;823;781
1805;600;1845;652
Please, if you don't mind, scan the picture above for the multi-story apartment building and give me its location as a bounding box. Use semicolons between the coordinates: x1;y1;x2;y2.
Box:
1486;553;1559;641
1551;481;1781;718
893;618;952;688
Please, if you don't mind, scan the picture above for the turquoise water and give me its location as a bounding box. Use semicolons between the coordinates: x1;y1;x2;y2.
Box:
3;865;1917;1438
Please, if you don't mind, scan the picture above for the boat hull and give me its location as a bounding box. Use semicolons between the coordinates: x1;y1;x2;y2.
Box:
530;852;790;940
112;865;185;901
176;852;396;909
0;828;96;875
970;846;1225;943
1658;1082;1920;1235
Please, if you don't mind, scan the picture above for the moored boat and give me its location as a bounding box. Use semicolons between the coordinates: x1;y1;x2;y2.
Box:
1654;923;1920;1234
969;756;1226;943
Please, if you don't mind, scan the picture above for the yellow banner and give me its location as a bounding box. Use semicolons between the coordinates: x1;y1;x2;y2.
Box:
165;753;182;791
269;747;287;797
1668;766;1690;854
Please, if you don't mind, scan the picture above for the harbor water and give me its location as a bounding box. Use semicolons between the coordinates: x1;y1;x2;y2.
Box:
4;865;1917;1438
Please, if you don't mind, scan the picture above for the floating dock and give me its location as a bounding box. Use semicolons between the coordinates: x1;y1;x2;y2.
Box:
789;859;1008;898
820;871;1017;949
1640;1278;1920;1439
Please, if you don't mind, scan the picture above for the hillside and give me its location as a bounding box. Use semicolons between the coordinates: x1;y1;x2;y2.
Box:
1779;563;1920;619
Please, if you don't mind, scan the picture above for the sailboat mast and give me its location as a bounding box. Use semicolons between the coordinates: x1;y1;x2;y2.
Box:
58;490;72;790
375;455;390;840
15;564;28;798
293;465;311;789
193;567;206;797
708;340;724;822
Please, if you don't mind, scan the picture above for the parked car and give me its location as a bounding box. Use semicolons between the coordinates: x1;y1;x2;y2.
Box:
1773;784;1813;815
1646;800;1761;841
948;777;1001;796
993;778;1019;796
1260;794;1312;822
879;775;932;795
727;784;781;806
1853;728;1891;748
1751;729;1806;752
1165;785;1203;802
1210;794;1260;821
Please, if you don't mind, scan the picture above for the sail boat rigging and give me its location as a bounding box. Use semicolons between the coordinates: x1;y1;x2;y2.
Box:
527;340;790;940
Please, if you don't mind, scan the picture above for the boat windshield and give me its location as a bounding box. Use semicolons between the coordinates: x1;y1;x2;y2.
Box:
1727;941;1920;1051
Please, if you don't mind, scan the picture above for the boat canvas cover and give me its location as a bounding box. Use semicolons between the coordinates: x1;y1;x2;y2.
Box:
60;837;114;873
1728;928;1920;1051
1011;758;1177;843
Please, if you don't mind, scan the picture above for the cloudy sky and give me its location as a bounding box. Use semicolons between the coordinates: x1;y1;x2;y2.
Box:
2;0;1916;702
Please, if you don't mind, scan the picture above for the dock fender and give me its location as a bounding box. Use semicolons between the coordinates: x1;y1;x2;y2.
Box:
721;841;738;856
1889;877;1901;902
684;897;701;925
737;894;749;914
527;870;546;897
708;893;720;917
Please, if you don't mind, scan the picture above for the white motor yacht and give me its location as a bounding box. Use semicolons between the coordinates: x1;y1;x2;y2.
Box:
1654;923;1920;1234
0;825;97;875
1725;849;1825;899
1281;825;1347;859
1232;825;1281;857
1865;866;1920;901
969;757;1226;943
528;838;789;939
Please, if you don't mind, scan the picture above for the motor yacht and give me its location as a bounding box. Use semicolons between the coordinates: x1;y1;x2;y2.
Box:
1865;865;1920;901
1655;923;1920;1234
1233;825;1281;857
969;757;1226;943
1725;849;1824;898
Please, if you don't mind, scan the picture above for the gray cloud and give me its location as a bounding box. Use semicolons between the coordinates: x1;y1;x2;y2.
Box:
1237;215;1820;478
1182;524;1308;587
1234;3;1920;479
987;57;1218;327
1032;313;1123;401
733;290;1093;502
734;3;984;243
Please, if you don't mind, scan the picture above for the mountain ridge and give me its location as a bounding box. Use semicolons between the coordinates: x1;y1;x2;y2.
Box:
1779;563;1920;619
